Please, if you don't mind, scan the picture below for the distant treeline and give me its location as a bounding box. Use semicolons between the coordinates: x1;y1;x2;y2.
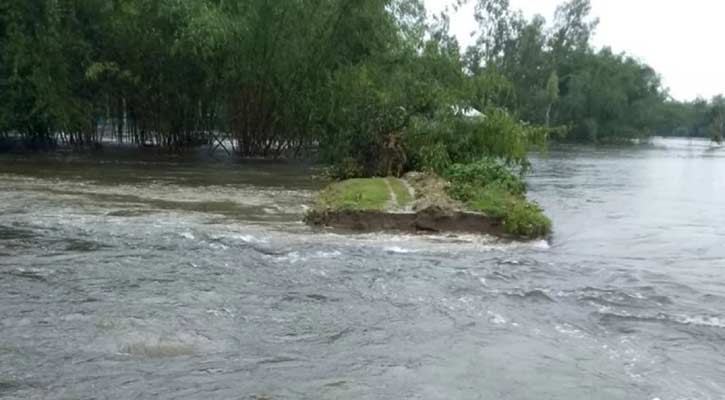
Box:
656;97;724;143
0;1;720;168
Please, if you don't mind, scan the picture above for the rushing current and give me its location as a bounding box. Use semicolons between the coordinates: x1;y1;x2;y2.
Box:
1;137;724;399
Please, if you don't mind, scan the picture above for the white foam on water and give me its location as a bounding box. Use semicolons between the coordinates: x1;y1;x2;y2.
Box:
314;250;342;258
555;323;585;338
272;249;342;264
487;311;507;325
180;232;195;240
209;242;229;250
531;239;551;249
675;315;725;329
384;246;417;254
206;308;234;318
274;251;305;264
212;232;269;244
308;230;551;254
237;234;267;244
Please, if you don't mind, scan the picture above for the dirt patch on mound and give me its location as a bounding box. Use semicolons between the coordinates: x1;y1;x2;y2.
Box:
403;172;464;212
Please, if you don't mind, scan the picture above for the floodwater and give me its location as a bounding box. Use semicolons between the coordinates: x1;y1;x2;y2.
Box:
1;138;724;399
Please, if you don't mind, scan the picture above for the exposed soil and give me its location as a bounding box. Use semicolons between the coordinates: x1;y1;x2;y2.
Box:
403;172;463;212
304;206;508;236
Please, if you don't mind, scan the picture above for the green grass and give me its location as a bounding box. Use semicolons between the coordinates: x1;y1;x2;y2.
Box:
387;178;413;207
315;177;414;211
467;185;515;218
316;178;391;210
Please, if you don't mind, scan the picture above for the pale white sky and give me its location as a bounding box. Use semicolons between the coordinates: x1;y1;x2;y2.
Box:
425;0;725;101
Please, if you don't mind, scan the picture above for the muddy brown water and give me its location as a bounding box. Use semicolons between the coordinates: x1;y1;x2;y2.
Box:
1;138;724;399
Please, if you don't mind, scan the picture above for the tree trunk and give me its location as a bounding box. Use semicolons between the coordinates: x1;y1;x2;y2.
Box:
545;103;552;128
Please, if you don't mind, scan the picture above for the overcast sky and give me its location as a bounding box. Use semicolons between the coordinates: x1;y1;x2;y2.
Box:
424;0;725;101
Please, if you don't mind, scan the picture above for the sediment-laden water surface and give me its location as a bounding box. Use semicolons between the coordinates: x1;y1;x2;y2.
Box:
1;138;724;399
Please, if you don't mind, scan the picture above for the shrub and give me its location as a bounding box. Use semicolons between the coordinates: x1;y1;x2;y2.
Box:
443;160;551;238
503;200;551;238
444;159;526;197
404;108;549;176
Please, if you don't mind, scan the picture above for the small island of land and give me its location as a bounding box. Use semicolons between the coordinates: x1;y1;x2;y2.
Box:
305;162;551;240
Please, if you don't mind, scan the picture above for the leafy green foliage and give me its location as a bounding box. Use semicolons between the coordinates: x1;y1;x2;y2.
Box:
443;160;551;237
654;96;725;143
0;0;97;146
0;0;422;153
466;0;672;143
555;48;665;142
445;160;526;198
707;96;724;144
466;184;516;219
504;200;552;238
405;107;549;175
1;0;552;177
317;30;471;177
1;0;715;154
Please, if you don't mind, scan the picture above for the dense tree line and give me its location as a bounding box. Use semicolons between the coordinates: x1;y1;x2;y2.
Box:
0;0;717;172
656;96;725;143
464;0;669;142
0;0;551;175
2;0;414;155
467;0;723;144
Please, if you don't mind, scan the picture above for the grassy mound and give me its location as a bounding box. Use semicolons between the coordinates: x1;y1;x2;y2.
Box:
309;162;551;239
314;177;412;211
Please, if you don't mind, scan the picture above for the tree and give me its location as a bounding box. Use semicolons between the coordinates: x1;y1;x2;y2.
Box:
466;0;520;71
549;0;599;58
462;0;668;142
708;96;724;144
545;70;560;128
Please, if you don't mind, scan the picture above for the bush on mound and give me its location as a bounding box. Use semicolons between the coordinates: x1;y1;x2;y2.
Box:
443;160;551;238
